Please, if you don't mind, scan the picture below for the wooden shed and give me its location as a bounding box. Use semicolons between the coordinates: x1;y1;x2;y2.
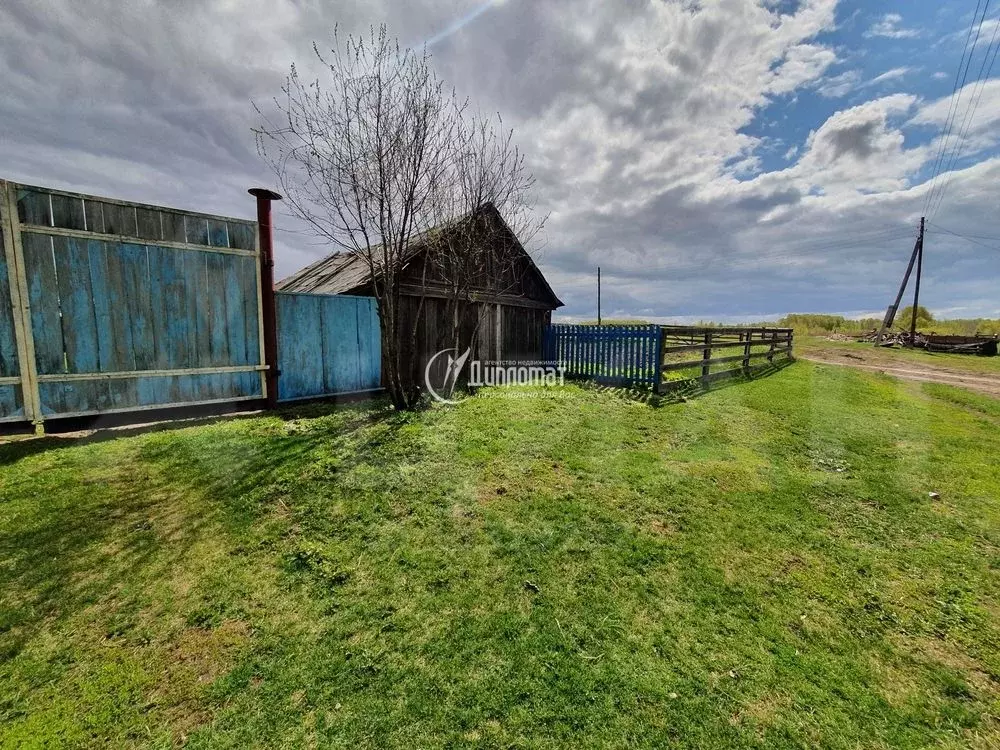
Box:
276;204;563;382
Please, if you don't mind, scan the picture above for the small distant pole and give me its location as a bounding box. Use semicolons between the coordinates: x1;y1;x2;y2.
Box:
597;266;602;326
908;217;925;346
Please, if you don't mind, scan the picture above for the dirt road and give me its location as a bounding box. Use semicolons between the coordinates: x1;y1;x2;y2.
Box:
800;349;1000;397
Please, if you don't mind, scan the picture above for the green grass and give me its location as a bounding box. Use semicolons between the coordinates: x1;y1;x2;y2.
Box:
2;362;1000;748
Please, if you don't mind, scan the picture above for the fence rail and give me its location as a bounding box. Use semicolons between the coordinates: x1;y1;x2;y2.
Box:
544;324;793;392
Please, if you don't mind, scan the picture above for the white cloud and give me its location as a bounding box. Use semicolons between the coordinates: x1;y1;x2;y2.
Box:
4;0;1000;319
865;13;920;39
814;69;861;98
864;66;914;86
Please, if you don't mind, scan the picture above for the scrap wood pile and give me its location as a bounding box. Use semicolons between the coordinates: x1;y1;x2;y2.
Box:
855;330;999;355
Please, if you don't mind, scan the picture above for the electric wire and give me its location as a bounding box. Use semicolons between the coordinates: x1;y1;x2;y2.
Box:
928;14;1000;218
921;0;989;217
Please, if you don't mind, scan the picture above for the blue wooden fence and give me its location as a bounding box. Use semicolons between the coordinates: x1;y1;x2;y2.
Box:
0;180;266;426
543;324;662;386
275;292;381;402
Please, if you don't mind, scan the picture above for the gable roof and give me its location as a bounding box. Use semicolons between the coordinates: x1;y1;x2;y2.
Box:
276;204;563;308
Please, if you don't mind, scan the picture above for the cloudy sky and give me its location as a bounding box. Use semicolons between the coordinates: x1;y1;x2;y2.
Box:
3;0;999;322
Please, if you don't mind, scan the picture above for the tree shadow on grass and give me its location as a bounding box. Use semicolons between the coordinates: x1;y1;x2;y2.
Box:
0;399;401;667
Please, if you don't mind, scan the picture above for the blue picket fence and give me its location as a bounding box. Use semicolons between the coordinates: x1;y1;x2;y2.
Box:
275;292;381;402
543;324;662;386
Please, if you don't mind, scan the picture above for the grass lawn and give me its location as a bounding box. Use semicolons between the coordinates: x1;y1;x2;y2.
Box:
798;335;1000;376
2;361;1000;748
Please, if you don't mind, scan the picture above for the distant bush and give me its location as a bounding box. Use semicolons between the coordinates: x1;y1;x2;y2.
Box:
778;310;1000;337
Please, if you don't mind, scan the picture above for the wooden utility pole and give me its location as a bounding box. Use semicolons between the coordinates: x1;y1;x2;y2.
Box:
908;217;925;346
875;217;925;346
597;266;602;325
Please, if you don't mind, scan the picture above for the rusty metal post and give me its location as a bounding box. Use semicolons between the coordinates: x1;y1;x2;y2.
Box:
249;188;282;408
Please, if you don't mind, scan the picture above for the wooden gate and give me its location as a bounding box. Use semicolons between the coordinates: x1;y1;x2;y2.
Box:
0;180;266;429
275;292;381;402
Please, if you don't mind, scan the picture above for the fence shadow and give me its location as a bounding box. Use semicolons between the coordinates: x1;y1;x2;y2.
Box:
658;357;796;403
0;393;389;466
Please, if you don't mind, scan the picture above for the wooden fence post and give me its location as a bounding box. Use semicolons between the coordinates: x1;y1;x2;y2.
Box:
767;330;776;364
701;330;712;387
0;181;44;433
654;327;664;394
742;330;752;373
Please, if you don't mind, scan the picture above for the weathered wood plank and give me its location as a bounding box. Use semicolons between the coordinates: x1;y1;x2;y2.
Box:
205;252;231;371
21;233;64;375
0;383;23;420
0;229;20;379
16;190;51;227
50;194;86;230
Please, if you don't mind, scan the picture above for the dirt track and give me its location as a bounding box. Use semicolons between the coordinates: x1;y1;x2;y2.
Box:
800;351;1000;398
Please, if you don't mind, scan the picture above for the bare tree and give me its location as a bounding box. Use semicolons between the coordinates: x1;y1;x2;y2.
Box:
254;26;459;409
255;26;543;407
424;112;545;396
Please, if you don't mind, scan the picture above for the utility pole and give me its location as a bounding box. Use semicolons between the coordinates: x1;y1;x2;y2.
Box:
875;217;925;346
597;266;602;325
908;217;925;346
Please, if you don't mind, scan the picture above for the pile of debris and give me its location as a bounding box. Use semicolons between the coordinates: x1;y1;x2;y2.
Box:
856;330;999;355
856;329;918;346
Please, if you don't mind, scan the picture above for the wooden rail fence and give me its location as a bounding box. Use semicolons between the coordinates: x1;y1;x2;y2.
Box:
659;326;793;390
544;324;793;393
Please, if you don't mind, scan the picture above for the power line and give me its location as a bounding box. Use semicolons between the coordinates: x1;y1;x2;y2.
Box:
927;223;1000;241
928;13;1000;218
926;222;1000;251
922;0;989;217
924;0;1000;216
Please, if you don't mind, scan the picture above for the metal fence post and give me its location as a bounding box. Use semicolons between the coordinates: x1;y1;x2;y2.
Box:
249;188;282;409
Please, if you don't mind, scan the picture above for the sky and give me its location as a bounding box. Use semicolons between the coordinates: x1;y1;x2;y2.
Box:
2;0;999;323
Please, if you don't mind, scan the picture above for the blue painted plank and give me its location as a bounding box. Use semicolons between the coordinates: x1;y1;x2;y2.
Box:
223;254;248;366
185;216;209;246
208;219;229;248
363;299;381;389
322;296;358;393
276;294;323;400
119;243;155;371
205;252;230;370
0;384;23;420
101;242;139;407
0;234;20;378
53;236;100;374
21;233;64;375
241;256;261;366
